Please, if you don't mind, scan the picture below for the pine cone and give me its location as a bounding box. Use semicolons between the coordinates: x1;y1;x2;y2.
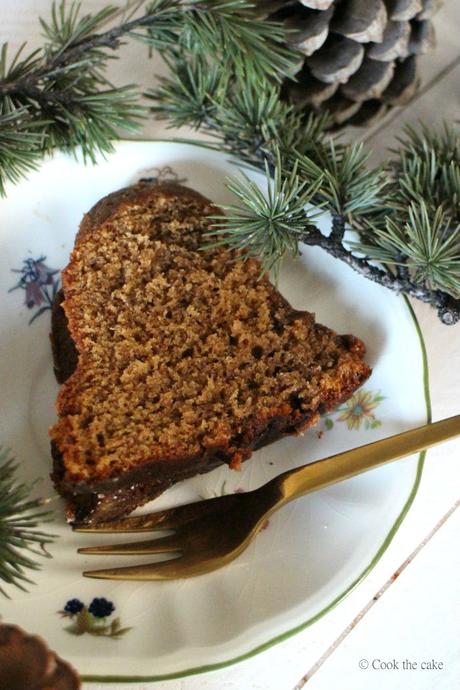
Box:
0;624;81;690
255;0;442;127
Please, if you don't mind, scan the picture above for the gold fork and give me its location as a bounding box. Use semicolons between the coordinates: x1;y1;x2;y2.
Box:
75;415;460;580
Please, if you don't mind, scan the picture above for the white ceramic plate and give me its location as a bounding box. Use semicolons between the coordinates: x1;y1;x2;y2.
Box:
0;142;429;682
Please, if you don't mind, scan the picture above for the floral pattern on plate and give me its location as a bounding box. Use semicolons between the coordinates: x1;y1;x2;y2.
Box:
9;256;60;324
138;165;187;185
58;598;132;639
324;389;385;431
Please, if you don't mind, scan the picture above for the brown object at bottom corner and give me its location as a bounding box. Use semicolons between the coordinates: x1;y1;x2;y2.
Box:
0;624;80;690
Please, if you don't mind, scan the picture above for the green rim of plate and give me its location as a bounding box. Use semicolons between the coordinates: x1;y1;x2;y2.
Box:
34;139;430;682
80;294;431;681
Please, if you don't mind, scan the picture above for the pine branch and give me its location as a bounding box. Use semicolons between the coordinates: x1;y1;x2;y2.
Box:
0;109;45;196
152;53;459;323
207;153;460;324
149;54;225;129
354;204;460;299
150;68;330;166
0;0;297;192
1;1;296;103
301;227;460;325
351;124;460;312
0;447;56;598
1;3;178;95
205;154;323;277
298;142;386;221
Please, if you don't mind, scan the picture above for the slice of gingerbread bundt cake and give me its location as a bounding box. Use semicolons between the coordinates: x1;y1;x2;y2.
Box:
50;181;371;524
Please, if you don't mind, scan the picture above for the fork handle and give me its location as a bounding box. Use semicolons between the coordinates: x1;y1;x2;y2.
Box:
276;414;460;504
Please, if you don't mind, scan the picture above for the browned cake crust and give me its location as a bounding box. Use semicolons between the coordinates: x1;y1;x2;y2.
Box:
50;181;371;524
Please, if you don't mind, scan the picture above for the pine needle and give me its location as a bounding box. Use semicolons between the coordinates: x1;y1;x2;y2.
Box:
206;154;323;278
0;447;56;598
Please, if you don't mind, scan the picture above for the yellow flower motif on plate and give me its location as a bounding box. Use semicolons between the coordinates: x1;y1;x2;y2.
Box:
336;389;384;431
323;389;385;432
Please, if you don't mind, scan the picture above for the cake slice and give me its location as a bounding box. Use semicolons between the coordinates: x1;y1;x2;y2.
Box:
50;181;371;524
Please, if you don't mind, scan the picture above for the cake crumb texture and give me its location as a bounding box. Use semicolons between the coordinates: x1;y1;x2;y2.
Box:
50;182;371;518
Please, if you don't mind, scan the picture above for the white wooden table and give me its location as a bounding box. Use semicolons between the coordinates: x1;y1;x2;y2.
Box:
2;2;459;689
